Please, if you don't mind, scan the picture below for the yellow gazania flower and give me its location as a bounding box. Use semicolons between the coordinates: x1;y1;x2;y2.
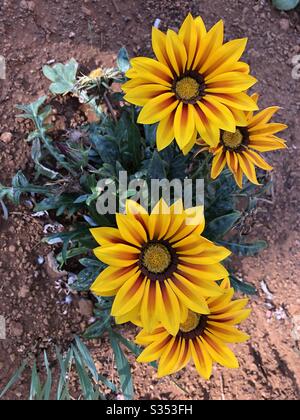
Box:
122;13;258;154
136;278;251;379
90;199;231;335
196;93;287;187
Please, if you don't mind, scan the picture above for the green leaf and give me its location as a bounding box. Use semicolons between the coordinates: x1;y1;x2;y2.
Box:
143;124;157;148
56;347;72;400
16;96;48;120
112;332;142;357
147;150;167;180
30;362;41;400
219;240;268;256
272;0;299;10
31;138;60;179
71;263;105;292
72;347;101;400
83;316;111;339
230;275;257;295
109;331;134;400
74;336;99;381
204;211;241;241
90;133;119;165
79;258;104;268
117;47;130;73
43;58;78;95
41;351;52;400
0;361;27;399
126;116;143;170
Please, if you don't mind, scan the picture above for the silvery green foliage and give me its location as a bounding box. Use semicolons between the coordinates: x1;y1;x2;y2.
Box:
272;0;299;10
43;58;78;95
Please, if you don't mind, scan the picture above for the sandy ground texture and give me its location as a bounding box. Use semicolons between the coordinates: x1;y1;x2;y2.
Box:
0;0;299;400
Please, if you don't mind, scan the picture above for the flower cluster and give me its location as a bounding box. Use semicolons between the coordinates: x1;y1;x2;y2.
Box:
123;13;287;187
91;199;250;378
90;14;287;380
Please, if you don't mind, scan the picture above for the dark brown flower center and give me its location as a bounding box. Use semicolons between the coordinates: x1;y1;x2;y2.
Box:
221;127;249;152
177;311;208;340
139;240;178;282
173;71;206;104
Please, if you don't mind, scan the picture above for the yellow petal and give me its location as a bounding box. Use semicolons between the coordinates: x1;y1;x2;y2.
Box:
201;38;248;78
152;27;170;67
157;337;182;377
182;129;197;155
149;199;171;240
171;338;191;373
233;165;244;188
90;227;124;246
137;334;171;363
211;92;259;111
94;244;140;267
247;106;280;128
115;303;141;325
249;136;287;152
206;72;257;94
165;29;187;76
193;104;220;146
130;56;173;84
116;213;147;247
156;111;175;151
248;123;287;136
193;20;224;71
226;150;239;173
200;96;236;132
190;337;213;379
124;84;170;106
135;327;166;345
211;149;226;179
178;14;198;69
158;281;181;335
177;269;224;297
207;321;250;343
168;275;210;314
237;153;260;185
210;309;251;325
91;265;139;296
140;280;160;333
174;103;195;149
137;93;178;124
229;107;248;126
202;331;239;368
242;150;273;171
178;262;229;282
111;273;146;316
194;16;207;41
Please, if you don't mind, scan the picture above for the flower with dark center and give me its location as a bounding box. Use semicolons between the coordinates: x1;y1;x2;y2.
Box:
122;13;258;154
195;93;287;187
135;278;251;379
90;199;230;335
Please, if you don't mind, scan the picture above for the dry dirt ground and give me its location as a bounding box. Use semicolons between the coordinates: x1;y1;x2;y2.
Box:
0;0;299;400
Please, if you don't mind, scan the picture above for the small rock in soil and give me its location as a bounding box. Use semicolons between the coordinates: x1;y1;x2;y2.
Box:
280;19;290;31
0;132;13;143
78;299;94;318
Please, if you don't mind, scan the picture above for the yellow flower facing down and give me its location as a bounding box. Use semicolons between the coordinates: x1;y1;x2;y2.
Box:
196;93;287;187
136;278;251;379
90;200;231;336
122;13;259;154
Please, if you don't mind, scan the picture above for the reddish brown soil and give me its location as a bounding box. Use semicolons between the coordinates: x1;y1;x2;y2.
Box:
0;0;299;400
